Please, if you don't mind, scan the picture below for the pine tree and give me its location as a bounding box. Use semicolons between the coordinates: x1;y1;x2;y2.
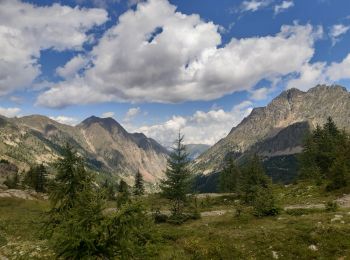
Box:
219;158;241;193
133;170;145;196
160;133;191;215
116;180;130;207
49;144;92;211
24;164;48;192
240;155;279;216
240;154;271;204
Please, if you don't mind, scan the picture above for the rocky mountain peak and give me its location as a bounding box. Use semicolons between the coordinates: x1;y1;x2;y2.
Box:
192;85;350;175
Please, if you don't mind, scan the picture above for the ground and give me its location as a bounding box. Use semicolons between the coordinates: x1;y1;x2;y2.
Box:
1;183;350;259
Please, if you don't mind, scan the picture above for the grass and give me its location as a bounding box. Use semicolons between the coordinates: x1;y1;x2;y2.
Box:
1;184;350;259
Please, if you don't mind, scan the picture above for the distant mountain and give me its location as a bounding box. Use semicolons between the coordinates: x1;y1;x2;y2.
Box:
0;115;168;186
192;85;350;183
185;144;210;160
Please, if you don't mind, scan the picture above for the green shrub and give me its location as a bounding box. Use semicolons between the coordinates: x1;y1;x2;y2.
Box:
325;201;338;212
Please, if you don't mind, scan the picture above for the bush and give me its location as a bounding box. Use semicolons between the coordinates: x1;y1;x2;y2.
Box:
325;201;338;212
153;209;168;224
252;187;280;217
3;173;19;189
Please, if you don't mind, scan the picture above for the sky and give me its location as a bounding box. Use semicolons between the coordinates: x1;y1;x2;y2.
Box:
0;0;350;147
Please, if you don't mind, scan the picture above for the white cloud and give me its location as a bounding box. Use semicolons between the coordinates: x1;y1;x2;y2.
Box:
329;24;350;45
124;107;141;122
37;0;322;108
326;53;350;81
56;55;89;80
274;1;294;15
285;53;350;91
0;107;21;118
241;0;271;12
133;101;253;146
101;111;115;118
286;62;327;91
250;87;270;100
49;116;79;126
0;0;108;96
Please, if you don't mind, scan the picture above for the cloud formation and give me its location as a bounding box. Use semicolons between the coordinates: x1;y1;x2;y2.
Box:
241;0;271;12
274;1;294;15
133;101;253;146
0;0;108;96
329;24;350;45
37;0;322;108
49;116;79;126
0;107;21;118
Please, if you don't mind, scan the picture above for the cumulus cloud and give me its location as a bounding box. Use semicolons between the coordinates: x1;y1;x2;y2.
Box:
326;53;350;81
124;107;141;122
56;55;90;80
286;62;327;91
0;0;108;96
286;53;350;91
37;0;322;108
241;0;271;12
49;116;79;126
329;24;350;45
274;1;294;15
0;107;21;118
101;111;115;118
250;87;270;100
133;101;253;147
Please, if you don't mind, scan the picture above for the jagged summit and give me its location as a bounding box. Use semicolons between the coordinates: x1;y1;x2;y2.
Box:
192;85;350;175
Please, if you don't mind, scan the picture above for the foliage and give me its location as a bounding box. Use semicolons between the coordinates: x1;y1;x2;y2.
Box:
219;158;241;193
325;201;338;212
299;117;350;190
240;155;279;216
23;164;48;192
133;170;145;196
116;179;130;207
160;133;191;216
45;144;156;259
101;179;116;201
49;144;92;211
3;172;19;189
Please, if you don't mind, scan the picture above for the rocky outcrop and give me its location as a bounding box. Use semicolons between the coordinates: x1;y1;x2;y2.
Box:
192;85;350;174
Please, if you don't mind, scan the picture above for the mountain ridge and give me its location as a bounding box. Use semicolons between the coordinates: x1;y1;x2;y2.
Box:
0;115;169;186
192;85;350;176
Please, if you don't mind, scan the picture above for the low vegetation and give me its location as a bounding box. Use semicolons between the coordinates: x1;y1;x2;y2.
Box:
1;118;350;258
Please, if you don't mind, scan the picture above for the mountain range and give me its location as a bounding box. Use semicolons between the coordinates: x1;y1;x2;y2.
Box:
1;85;349;189
192;85;350;186
0;115;169;187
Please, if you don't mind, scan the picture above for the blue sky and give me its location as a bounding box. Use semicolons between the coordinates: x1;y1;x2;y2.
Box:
0;0;350;146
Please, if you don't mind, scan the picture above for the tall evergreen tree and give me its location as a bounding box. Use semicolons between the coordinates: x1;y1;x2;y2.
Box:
240;154;271;204
116;179;130;207
24;164;48;192
160;133;191;215
219;158;241;193
299;117;350;190
49;144;92;211
240;155;279;216
133;170;145;196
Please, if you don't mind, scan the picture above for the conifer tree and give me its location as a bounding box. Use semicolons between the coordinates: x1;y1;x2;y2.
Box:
219;157;241;193
240;155;279;216
116;179;130;206
24;164;48;192
133;170;145;196
160;133;191;215
49;144;92;211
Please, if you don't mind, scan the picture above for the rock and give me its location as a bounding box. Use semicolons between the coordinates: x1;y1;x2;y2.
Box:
309;245;318;251
331;215;343;222
272;251;279;259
